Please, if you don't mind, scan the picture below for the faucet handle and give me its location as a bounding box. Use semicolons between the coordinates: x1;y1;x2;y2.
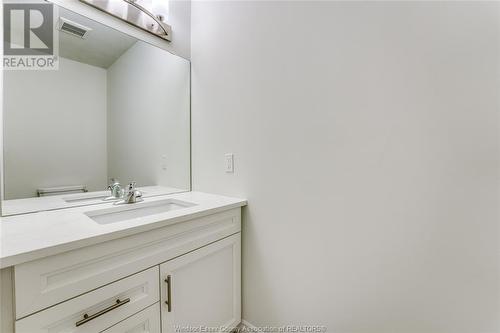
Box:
127;182;137;192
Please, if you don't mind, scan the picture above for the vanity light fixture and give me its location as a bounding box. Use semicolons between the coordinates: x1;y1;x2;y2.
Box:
80;0;172;41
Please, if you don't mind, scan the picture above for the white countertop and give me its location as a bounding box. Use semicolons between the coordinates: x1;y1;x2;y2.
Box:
0;191;247;269
2;185;186;216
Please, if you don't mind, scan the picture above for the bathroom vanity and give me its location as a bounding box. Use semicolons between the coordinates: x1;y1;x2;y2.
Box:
0;191;246;332
0;1;242;332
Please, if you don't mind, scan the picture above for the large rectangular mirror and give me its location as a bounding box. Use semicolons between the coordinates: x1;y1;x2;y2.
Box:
2;5;190;216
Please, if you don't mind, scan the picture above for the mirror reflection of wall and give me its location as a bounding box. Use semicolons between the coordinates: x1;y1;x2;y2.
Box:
107;41;190;192
3;7;190;204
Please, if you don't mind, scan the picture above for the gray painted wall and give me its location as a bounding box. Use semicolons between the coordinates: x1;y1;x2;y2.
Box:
191;2;500;332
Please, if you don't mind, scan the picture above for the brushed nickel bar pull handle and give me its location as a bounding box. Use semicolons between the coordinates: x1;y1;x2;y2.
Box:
165;275;172;312
75;298;130;327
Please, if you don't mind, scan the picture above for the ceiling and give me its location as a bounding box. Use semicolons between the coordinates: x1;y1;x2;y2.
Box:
58;7;138;69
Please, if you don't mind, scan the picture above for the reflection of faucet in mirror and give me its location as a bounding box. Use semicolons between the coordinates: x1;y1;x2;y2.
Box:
119;182;143;204
105;178;124;201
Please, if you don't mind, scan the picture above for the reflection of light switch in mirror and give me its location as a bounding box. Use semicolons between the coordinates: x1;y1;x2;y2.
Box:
162;155;167;170
225;153;234;173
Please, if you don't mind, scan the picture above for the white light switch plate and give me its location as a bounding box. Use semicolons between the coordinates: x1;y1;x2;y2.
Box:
225;153;234;173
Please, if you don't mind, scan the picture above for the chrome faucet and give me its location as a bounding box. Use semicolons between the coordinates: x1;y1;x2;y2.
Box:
106;178;123;200
123;182;143;204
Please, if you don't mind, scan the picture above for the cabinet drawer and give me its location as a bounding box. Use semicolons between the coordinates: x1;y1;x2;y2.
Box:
15;266;159;333
102;303;160;333
14;208;241;318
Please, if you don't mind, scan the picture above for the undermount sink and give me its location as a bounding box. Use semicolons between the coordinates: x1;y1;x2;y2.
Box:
84;198;196;224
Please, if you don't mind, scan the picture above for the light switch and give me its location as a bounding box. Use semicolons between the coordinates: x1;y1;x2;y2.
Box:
225;153;234;173
161;155;167;170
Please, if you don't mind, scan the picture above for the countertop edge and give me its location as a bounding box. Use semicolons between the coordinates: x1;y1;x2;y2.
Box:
0;200;247;269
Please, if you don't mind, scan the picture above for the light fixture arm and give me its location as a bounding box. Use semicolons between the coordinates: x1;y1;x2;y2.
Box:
122;0;171;39
79;0;172;41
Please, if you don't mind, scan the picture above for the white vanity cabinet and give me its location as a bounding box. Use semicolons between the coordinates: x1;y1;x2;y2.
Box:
7;207;242;333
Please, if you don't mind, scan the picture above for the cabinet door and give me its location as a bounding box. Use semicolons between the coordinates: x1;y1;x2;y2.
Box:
160;234;241;333
101;303;160;333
